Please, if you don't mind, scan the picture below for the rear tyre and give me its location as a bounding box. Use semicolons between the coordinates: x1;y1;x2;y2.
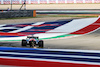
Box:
22;39;27;47
38;40;44;48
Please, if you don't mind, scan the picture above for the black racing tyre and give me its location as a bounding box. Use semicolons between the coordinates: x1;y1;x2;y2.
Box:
22;39;27;47
38;40;44;48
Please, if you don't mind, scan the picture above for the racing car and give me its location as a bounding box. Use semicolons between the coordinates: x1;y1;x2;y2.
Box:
21;35;44;48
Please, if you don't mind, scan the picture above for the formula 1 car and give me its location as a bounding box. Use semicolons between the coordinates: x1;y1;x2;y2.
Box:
21;35;44;48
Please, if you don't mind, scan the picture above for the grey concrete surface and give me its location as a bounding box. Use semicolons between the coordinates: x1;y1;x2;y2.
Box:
44;28;100;50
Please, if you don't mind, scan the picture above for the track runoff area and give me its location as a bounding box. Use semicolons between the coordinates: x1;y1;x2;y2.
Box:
0;17;100;66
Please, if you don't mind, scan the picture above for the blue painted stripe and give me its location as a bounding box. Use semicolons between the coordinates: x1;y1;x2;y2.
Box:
2;50;100;57
22;20;72;32
0;47;39;50
0;53;100;63
0;36;20;37
0;23;34;32
0;47;100;57
1;47;100;64
2;23;34;27
0;19;73;37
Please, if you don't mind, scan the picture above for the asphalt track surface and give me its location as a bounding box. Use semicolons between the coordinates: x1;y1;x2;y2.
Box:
1;32;100;50
0;18;100;50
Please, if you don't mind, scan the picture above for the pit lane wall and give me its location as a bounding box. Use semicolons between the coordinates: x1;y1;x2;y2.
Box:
0;47;100;67
0;11;33;19
0;0;100;4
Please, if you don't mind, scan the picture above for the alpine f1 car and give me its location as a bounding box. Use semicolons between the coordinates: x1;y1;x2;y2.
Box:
21;35;44;48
